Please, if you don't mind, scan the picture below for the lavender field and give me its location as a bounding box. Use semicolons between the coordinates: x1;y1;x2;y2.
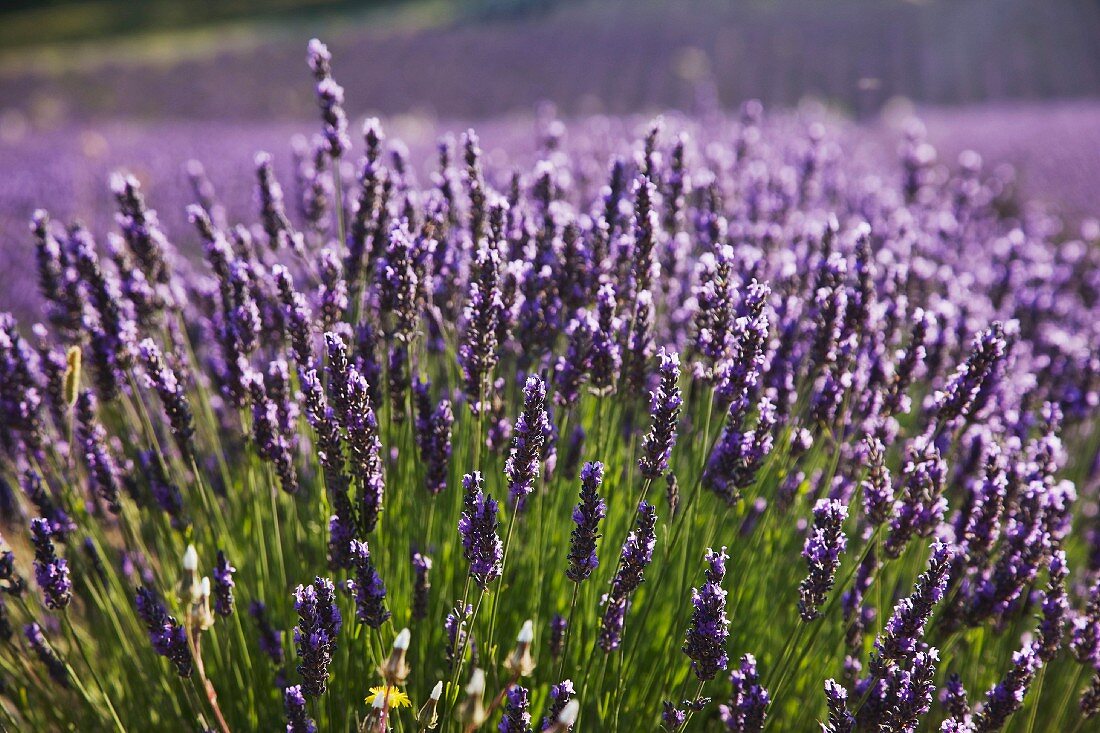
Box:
1;2;1100;732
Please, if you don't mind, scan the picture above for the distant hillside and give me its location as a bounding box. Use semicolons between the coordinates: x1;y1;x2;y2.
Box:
1;0;1098;124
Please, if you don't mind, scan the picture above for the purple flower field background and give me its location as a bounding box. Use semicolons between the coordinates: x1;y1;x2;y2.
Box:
1;1;1100;732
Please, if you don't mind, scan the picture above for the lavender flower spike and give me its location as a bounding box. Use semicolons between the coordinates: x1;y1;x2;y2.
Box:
506;376;549;508
284;684;317;733
639;347;683;480
972;642;1042;732
137;338;195;460
24;622;69;687
135;587;192;677
293;577;342;696
683;547;730;681
212;550;235;617
823;679;854;733
798;499;849;621
31;518;70;610
458;475;504;588
719;654;769;732
306;39;350;159
566;461;606;583
499;684;533;733
350;540;391;628
599;501;658;652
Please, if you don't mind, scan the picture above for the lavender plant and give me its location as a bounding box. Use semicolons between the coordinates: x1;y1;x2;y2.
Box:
0;39;1099;733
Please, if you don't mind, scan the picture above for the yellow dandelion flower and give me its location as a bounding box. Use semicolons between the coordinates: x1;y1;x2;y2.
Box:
367;686;411;708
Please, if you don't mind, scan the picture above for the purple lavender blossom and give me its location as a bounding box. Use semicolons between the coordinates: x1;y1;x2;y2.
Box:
822;679;853;733
1037;550;1069;662
293;577;342;696
500;684;532;733
566;461;606;583
75;391;122;512
872;542;953;673
972;642;1042;732
305;39;350;159
861;437;893;526
458;477;503;588
350;540;390;628
505;376;549;508
212;550;235;618
24;622;68;687
599;501;657;652
284;684;317;733
719;654;769;732
683;547;730;681
459;237;503;414
30;518;70;610
540;680;575;731
135;587;192;677
798;499;848;621
137;338;195;460
639;348;683;480
932;323;1008;430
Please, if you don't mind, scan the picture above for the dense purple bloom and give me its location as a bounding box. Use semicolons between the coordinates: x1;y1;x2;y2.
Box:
589;284;623;394
822;679;853;733
540;680;575;731
972;642;1042;732
798;499;848;621
212;550;235;617
1071;579;1100;668
459;237;503;414
599;501;657;651
885;437;946;558
932;322;1008;430
24;622;68;687
704;397;777;505
293;577;342;696
75;391;123;512
566;461;606;583
30;517;70;610
458;476;504;588
639;348;682;479
135;587;193;677
662;702;687;730
350;540;390;628
255;151;305;255
284;684;317;733
872;542;953;673
500;684;532;733
1036;550;1068;661
861;437;893;525
683;547;730;680
505;376;549;508
138;338;195;460
306;39;350;159
719;654;769;732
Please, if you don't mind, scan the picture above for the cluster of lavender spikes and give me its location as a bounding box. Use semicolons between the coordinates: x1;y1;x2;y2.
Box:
0;35;1099;733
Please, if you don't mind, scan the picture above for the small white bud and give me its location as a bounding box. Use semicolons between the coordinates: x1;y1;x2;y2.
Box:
558;699;580;726
200;576;211;597
182;545;198;571
372;690;386;709
430;681;443;700
466;668;485;696
518;619;534;643
394;627;411;650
